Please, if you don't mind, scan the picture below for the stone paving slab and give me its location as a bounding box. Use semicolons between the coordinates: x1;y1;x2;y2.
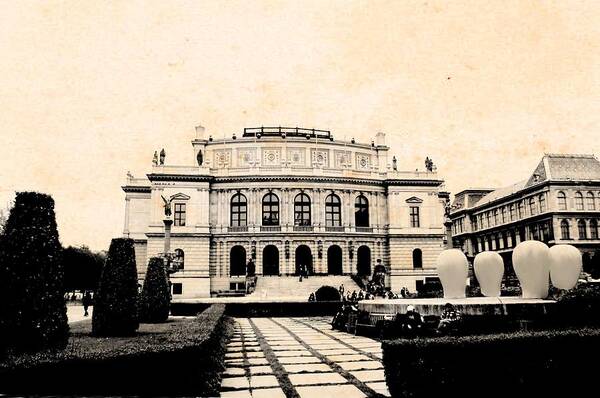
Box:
288;372;347;386
220;317;390;398
337;360;384;371
282;363;332;373
350;369;387;383
295;384;367;398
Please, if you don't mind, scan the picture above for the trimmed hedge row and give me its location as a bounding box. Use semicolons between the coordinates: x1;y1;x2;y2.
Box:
0;304;230;396
382;328;600;397
170;301;343;317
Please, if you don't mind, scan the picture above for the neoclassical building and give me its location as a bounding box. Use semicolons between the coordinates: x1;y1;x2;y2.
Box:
122;126;448;297
450;154;600;266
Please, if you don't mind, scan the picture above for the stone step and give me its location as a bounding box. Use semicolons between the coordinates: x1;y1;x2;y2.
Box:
250;276;361;299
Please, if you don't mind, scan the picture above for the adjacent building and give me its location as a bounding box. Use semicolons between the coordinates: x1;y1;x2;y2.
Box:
122;126;448;297
450;154;600;267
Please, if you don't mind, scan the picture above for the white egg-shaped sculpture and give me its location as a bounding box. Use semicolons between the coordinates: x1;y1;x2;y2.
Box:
436;249;469;299
474;251;504;297
512;240;550;299
549;244;582;290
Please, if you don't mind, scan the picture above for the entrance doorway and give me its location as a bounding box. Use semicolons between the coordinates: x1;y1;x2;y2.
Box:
357;245;371;276
230;246;246;276
262;245;279;275
295;245;313;275
327;245;343;275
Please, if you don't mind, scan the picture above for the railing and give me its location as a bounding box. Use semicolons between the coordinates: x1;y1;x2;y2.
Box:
261;226;281;232
294;225;314;232
325;226;345;232
355;227;373;233
243;126;331;140
228;226;248;232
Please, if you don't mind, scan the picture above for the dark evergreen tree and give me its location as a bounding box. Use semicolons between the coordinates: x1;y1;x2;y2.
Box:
92;238;139;336
63;245;104;292
0;192;68;352
139;257;171;323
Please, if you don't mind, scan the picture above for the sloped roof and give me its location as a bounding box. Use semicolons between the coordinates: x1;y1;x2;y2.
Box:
465;154;600;210
544;154;600;181
471;180;528;208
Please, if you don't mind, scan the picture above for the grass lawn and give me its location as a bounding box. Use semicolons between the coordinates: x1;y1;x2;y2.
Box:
0;304;231;396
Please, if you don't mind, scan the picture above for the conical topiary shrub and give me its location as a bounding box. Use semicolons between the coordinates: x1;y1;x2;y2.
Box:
0;192;68;352
92;238;139;336
139;257;171;323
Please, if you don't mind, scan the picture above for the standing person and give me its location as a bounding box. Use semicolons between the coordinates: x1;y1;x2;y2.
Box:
299;264;304;282
82;291;92;317
339;284;345;297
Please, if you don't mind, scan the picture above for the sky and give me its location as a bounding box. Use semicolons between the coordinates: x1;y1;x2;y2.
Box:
1;0;599;251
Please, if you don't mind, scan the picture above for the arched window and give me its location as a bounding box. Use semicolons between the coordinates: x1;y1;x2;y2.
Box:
230;193;247;226
590;219;598;240
262;193;279;226
578;219;587;240
325;194;341;227
230;246;247;276
561;220;570;239
355;195;369;227
493;210;498;225
557;191;567;210
174;248;184;270
517;202;523;219
294;193;311;226
412;248;422;269
501;207;506;223
509;204;515;221
587;192;596;210
539;194;546;212
529;197;537;216
575;192;584;210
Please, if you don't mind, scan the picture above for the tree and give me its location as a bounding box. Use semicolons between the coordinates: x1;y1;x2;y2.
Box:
92;238;139;336
63;245;104;292
0;192;69;352
139;257;171;323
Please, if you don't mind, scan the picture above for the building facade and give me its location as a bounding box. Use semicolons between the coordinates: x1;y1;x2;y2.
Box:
122;126;448;298
450;154;600;267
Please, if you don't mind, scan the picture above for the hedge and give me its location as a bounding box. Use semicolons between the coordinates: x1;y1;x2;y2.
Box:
92;238;139;336
0;192;68;353
382;328;600;397
139;257;171;323
0;304;230;396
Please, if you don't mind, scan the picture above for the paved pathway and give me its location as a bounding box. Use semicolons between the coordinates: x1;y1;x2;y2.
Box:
221;317;390;398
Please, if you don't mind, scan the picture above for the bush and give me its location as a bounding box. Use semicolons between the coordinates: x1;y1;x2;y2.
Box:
92;238;139;336
553;283;600;326
314;285;341;301
0;192;68;353
0;305;230;396
63;245;105;292
139;257;170;323
383;328;600;397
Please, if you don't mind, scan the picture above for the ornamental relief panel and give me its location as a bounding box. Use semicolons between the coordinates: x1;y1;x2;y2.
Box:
356;153;372;170
287;147;306;166
262;148;281;166
311;149;329;168
214;149;232;168
334;150;352;168
237;148;257;166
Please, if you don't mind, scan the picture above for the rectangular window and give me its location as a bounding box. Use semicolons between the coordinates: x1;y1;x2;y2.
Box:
172;283;183;295
174;203;186;226
410;206;420;228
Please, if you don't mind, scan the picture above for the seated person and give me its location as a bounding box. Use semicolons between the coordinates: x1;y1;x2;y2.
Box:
402;305;423;337
437;303;462;335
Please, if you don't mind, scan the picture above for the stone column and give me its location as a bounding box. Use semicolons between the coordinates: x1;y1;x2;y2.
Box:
123;197;131;237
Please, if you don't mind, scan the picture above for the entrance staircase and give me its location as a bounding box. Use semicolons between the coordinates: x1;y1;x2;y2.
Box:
249;275;361;300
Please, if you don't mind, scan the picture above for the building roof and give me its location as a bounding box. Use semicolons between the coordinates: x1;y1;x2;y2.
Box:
456;154;600;212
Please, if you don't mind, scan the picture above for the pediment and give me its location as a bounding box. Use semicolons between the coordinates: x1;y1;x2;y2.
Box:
170;193;191;201
405;196;423;204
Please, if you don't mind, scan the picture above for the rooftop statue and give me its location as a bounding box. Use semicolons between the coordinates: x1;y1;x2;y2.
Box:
152;151;158;166
159;148;166;165
196;149;203;166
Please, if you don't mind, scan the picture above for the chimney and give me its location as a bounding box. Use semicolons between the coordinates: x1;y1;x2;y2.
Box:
376;132;386;146
195;125;206;139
